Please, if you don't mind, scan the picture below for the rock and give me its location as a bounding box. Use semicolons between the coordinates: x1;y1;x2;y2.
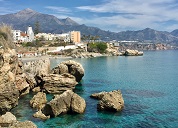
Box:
71;93;86;114
0;49;19;114
0;112;17;127
32;87;41;92
33;110;50;120
15;73;30;96
26;73;37;89
23;58;50;76
91;90;124;112
16;61;24;75
42;90;86;117
51;60;84;82
30;92;47;110
43;73;78;94
10;121;37;128
0;112;37;128
52;63;68;74
123;49;143;56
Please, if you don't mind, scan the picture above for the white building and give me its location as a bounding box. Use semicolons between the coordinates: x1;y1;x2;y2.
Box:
26;26;34;42
36;33;55;41
12;26;35;43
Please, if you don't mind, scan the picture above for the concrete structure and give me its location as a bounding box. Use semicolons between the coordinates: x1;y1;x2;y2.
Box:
70;31;81;43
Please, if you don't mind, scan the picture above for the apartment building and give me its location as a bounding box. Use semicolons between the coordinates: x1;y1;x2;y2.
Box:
70;31;81;43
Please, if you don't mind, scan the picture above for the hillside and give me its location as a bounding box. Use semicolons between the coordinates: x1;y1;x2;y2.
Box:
0;8;178;44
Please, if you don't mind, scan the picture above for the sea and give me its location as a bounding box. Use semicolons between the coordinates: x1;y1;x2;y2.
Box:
11;50;178;128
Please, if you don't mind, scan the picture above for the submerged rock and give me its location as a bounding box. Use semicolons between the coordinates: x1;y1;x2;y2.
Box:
42;90;86;117
51;60;84;82
91;90;124;112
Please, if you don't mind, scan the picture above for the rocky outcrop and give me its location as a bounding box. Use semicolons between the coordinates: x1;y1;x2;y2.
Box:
30;92;47;110
122;49;143;56
91;90;124;112
10;121;37;128
42;90;86;117
15;73;30;96
51;60;84;82
0;112;37;128
23;58;50;76
0;48;19;114
33;110;50;120
43;73;78;94
0;112;16;127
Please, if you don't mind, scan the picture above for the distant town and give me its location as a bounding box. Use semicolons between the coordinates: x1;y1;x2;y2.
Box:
11;26;177;58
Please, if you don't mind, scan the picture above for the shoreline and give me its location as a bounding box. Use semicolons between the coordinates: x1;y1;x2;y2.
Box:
19;55;72;62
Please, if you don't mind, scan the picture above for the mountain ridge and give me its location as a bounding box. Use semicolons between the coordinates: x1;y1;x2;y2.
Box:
0;8;178;44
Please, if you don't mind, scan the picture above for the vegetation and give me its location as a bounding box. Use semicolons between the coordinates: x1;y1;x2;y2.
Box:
0;24;15;49
22;40;43;47
34;21;40;35
88;42;107;53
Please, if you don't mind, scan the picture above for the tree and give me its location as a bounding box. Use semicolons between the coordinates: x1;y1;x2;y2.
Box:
34;21;40;35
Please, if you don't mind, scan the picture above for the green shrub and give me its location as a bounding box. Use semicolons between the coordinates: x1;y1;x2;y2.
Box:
88;42;107;53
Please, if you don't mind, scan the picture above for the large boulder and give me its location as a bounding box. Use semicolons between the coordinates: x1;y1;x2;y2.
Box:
91;90;124;112
30;92;47;110
0;112;37;128
0;49;19;114
42;90;86;117
51;60;84;82
0;112;16;127
42;73;78;94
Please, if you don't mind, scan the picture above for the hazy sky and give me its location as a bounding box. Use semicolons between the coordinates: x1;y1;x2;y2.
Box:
1;0;178;32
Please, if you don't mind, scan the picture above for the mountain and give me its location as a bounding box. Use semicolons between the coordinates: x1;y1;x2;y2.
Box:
0;8;178;44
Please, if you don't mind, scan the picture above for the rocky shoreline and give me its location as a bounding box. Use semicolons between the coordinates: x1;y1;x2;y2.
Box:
0;48;125;127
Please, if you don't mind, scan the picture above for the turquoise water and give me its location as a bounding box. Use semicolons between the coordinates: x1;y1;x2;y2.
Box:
12;50;178;128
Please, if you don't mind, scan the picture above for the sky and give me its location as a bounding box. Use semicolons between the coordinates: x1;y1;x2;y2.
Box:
1;0;178;32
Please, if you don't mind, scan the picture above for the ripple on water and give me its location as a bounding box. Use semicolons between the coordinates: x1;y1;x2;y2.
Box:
122;89;166;98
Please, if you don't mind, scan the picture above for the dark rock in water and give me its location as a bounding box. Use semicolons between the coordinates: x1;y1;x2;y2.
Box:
91;90;124;112
42;73;78;94
42;90;86;117
51;60;84;82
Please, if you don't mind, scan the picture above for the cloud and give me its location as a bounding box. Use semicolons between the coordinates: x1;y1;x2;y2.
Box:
76;0;178;31
45;6;71;14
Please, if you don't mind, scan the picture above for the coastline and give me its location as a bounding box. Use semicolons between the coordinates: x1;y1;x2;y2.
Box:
19;55;72;62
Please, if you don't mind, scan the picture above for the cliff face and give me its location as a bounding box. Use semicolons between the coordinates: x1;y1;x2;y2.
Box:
0;48;19;114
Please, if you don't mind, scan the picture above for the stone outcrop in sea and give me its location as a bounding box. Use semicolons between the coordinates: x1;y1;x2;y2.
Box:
122;49;143;56
91;90;124;112
51;60;84;82
42;90;86;117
